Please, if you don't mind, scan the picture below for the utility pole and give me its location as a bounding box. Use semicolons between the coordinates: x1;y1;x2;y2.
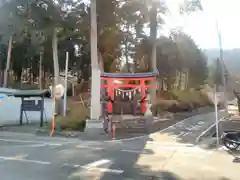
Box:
39;52;43;90
214;84;220;146
3;35;12;87
63;51;69;116
216;21;228;115
150;3;157;107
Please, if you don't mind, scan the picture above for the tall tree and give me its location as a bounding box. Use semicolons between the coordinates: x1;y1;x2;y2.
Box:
0;0;209;103
0;0;25;87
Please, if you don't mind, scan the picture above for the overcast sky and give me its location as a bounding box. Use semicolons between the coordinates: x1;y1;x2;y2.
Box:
84;0;239;49
168;0;240;49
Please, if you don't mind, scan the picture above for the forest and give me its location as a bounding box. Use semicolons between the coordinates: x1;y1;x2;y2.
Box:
0;0;214;115
0;0;207;88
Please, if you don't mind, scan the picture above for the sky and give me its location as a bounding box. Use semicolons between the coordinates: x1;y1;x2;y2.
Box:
83;0;239;50
165;0;240;49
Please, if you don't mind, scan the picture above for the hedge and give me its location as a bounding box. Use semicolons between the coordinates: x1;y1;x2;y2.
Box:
55;102;89;131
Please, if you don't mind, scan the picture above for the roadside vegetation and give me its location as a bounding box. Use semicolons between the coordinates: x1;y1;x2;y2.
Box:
54;100;88;132
0;1;223;131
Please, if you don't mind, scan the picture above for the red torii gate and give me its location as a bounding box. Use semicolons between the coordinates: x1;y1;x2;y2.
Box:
100;72;157;114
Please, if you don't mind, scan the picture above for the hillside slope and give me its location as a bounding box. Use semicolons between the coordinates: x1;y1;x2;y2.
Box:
205;48;240;75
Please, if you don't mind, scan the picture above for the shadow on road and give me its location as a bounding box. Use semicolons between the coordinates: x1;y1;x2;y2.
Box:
80;136;184;180
1;107;231;180
90;109;234;180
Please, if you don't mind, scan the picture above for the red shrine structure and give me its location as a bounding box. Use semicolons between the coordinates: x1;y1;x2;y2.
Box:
100;72;157;114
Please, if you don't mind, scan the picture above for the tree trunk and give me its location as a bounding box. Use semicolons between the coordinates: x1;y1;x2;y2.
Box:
72;83;75;96
125;24;130;72
52;28;60;84
185;70;189;89
52;28;62;115
3;35;13;87
150;4;157;105
125;43;129;72
43;70;46;89
180;71;184;90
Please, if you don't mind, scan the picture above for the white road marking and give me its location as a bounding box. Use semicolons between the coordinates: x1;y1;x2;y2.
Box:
2;144;48;148
175;132;186;138
122;149;151;154
64;160;124;174
76;145;103;150
146;141;194;147
176;123;202;138
122;145;212;154
0;156;123;174
87;167;123;174
0;138;62;146
190;124;202;131
196;117;225;142
109;110;224;142
84;159;111;168
0;156;51;165
25;144;48;147
180;132;191;137
177;121;208;138
73;164;80;168
103;113;205;142
14;154;28;159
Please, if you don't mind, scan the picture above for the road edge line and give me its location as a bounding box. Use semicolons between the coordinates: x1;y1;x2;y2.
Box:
103;112;212;143
195;117;225;143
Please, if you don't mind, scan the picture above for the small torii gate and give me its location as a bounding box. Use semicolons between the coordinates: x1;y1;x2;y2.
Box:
100;72;157;114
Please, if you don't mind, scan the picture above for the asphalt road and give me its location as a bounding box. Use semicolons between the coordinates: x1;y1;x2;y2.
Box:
1;111;236;180
0;134;149;180
148;110;226;145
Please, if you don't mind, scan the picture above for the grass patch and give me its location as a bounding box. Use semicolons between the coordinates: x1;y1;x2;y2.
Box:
55;102;89;132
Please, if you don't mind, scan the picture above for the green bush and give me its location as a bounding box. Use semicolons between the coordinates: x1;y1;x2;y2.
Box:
55;104;89;131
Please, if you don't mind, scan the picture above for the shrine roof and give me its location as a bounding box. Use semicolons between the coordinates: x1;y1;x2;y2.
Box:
10;90;50;98
101;72;157;79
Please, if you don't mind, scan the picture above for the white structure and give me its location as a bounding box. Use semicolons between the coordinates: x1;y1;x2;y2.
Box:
49;84;64;99
90;0;101;120
227;98;238;115
144;94;152;116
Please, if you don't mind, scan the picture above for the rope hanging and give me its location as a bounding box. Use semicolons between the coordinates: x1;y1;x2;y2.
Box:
115;87;140;93
114;87;143;100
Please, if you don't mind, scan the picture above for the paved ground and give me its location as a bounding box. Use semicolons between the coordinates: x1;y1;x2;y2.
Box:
197;113;240;143
1;111;239;180
149;110;226;145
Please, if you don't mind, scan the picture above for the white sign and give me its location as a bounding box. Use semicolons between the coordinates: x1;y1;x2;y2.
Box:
49;84;65;99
